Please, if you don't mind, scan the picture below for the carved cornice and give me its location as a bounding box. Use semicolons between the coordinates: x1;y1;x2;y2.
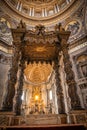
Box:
68;35;87;51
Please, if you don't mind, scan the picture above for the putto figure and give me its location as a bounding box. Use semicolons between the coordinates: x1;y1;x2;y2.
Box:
35;24;45;35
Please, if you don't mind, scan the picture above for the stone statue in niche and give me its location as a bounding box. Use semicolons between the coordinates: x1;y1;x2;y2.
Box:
81;64;87;77
83;94;87;109
35;103;39;113
85;96;87;106
17;20;26;29
55;23;65;32
76;55;87;78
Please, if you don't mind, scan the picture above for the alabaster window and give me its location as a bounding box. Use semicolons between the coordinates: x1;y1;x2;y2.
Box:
85;95;87;108
76;55;87;79
48;10;54;16
49;90;52;100
78;63;87;78
35;11;41;17
21;91;25;101
22;7;28;14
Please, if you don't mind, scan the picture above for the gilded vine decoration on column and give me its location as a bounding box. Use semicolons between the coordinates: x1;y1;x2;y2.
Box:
61;38;82;110
53;59;65;114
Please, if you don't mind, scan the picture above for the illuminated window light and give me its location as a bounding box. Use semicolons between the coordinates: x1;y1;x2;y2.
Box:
35;95;39;101
49;90;52;100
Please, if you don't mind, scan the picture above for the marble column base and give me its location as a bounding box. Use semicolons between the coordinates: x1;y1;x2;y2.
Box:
20;114;67;125
58;114;67;124
0;112;15;126
69;110;87;127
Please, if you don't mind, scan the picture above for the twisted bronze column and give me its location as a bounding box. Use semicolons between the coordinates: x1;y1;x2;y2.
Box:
61;38;82;110
53;59;65;114
1;45;21;111
13;58;25;115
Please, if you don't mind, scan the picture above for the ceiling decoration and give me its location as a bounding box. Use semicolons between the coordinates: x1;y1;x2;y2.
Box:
4;0;73;19
25;0;53;4
23;42;57;61
0;0;83;30
24;63;53;84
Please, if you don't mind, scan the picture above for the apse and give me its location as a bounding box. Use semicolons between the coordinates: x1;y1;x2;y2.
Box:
21;62;58;115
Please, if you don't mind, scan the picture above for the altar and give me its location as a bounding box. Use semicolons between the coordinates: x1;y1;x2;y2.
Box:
21;64;58;116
